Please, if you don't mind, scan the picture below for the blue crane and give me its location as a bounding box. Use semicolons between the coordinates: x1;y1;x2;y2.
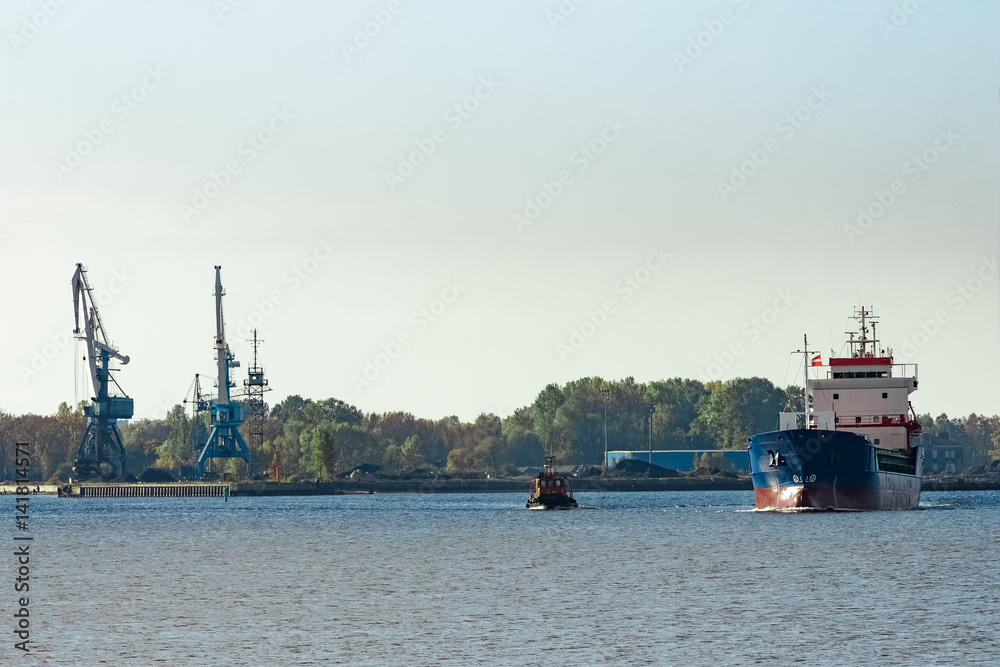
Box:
71;263;133;479
195;266;251;478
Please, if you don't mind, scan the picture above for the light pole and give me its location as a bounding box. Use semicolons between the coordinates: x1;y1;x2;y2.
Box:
601;388;610;468
648;405;655;464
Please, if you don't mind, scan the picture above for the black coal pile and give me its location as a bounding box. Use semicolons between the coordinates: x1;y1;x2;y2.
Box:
138;468;176;483
399;469;450;480
688;466;738;479
608;459;680;478
961;461;1000;475
338;463;383;479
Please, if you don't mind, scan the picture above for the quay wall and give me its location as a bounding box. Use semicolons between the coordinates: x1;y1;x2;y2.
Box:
11;474;998;497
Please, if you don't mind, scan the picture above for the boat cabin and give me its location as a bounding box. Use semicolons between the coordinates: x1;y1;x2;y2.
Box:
532;475;569;496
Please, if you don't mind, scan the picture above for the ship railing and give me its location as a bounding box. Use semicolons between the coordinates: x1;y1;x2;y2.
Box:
822;412;908;427
825;363;917;381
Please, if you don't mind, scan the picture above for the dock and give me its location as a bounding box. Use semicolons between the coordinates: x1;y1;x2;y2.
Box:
58;483;230;498
45;476;753;498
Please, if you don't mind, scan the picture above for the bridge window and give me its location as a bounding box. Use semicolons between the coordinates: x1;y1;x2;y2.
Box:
882;393;888;399
833;393;839;399
874;439;880;445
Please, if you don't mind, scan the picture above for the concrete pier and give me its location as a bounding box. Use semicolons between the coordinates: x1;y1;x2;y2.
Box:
61;483;230;498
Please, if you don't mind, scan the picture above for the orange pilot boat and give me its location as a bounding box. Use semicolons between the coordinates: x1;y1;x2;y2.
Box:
526;456;578;510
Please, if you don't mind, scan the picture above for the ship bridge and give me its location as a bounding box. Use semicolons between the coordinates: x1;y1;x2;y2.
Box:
809;355;919;450
780;307;922;451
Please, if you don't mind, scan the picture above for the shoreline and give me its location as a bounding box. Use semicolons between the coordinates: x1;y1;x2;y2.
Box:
4;474;999;496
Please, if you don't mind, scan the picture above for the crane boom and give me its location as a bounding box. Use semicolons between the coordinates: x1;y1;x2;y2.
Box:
70;263;132;479
195;266;250;479
213;266;239;404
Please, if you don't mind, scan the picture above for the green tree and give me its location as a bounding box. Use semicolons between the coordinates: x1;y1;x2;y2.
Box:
155;405;192;468
961;414;999;467
530;383;566;449
309;421;386;478
121;418;170;474
400;435;424;469
474;413;502;439
784;385;805;413
501;407;544;466
644;378;711;449
691;377;787;449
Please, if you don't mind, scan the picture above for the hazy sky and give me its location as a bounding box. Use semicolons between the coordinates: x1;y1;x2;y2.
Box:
2;0;998;423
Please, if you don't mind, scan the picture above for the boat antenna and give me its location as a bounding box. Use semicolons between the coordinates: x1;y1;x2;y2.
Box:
847;306;880;358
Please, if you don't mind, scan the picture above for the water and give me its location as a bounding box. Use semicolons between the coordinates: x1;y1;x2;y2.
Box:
11;490;1000;665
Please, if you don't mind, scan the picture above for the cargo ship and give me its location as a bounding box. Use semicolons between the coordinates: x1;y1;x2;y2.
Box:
748;307;923;510
526;456;578;510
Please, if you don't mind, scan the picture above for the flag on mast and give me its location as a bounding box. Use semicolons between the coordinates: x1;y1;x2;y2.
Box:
810;354;822;366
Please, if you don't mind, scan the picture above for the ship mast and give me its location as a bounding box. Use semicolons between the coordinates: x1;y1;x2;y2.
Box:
795;334;818;424
803;335;809;416
847;306;882;358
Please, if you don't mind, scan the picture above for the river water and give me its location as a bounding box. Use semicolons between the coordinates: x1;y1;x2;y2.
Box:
10;490;1000;665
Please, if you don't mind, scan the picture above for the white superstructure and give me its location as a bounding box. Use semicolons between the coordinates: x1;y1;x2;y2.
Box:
783;307;921;451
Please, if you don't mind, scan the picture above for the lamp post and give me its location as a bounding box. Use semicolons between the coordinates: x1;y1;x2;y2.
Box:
648;405;655;464
601;388;610;468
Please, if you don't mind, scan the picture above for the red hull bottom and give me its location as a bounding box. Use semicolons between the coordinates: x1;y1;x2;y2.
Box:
754;482;919;511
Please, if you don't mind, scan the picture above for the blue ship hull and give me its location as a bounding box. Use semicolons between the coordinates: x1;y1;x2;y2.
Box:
747;429;923;510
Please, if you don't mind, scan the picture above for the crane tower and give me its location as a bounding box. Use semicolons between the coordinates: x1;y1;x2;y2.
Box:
71;263;133;479
183;373;211;457
195;266;252;478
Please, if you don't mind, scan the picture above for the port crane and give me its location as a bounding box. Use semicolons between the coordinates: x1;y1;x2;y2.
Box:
71;263;133;479
185;373;211;416
183;372;212;457
195;266;251;478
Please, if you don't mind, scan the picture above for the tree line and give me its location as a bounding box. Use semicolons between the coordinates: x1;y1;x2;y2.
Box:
2;376;999;482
